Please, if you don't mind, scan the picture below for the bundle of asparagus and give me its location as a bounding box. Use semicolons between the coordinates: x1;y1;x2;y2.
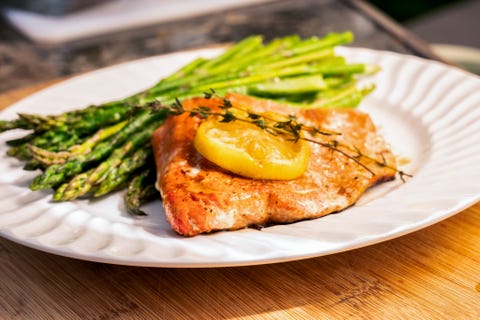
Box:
0;31;378;215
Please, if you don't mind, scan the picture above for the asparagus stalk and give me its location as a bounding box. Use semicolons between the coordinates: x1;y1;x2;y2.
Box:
163;57;208;81
29;120;128;166
94;145;152;197
247;75;327;97
1;103;129;134
53;168;95;201
124;167;158;216
7;129;80;160
0;118;34;132
23;160;44;171
6;132;37;147
312;83;376;108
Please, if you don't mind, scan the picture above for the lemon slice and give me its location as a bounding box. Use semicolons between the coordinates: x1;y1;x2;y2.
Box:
194;116;310;180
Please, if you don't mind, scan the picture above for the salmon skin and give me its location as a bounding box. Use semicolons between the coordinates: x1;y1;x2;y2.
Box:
152;94;397;236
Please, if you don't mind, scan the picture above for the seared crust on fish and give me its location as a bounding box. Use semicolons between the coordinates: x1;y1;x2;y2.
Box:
152;94;396;236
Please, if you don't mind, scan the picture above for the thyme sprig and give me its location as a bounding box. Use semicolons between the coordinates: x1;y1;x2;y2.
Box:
148;91;412;181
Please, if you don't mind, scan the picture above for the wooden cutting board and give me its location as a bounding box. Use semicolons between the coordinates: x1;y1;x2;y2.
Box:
0;82;479;319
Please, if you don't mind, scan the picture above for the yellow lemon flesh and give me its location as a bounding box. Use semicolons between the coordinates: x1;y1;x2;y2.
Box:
194;117;311;180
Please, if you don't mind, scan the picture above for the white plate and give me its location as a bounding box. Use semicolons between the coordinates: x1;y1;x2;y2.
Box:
1;47;479;267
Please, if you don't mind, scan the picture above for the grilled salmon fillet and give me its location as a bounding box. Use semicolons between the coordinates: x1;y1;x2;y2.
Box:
152;93;397;236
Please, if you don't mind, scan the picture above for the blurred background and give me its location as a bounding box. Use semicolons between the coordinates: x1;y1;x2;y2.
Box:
0;0;478;94
370;0;480;74
2;0;477;45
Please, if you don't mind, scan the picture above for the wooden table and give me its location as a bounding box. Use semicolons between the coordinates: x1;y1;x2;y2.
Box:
1;75;480;320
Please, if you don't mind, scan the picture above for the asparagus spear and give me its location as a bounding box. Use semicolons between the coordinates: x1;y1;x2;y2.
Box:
0;103;128;134
53;168;96;201
312;83;376;108
94;145;152;197
247;75;327;97
0;118;34;132
281;31;353;57
7;129;80;160
124;167;158;216
6;132;37;147
28;120;128;166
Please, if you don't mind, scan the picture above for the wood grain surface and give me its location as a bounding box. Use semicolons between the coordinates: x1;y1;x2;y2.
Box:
0;83;479;320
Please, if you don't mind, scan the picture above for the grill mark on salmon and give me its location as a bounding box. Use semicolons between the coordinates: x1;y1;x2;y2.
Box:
152;94;397;236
